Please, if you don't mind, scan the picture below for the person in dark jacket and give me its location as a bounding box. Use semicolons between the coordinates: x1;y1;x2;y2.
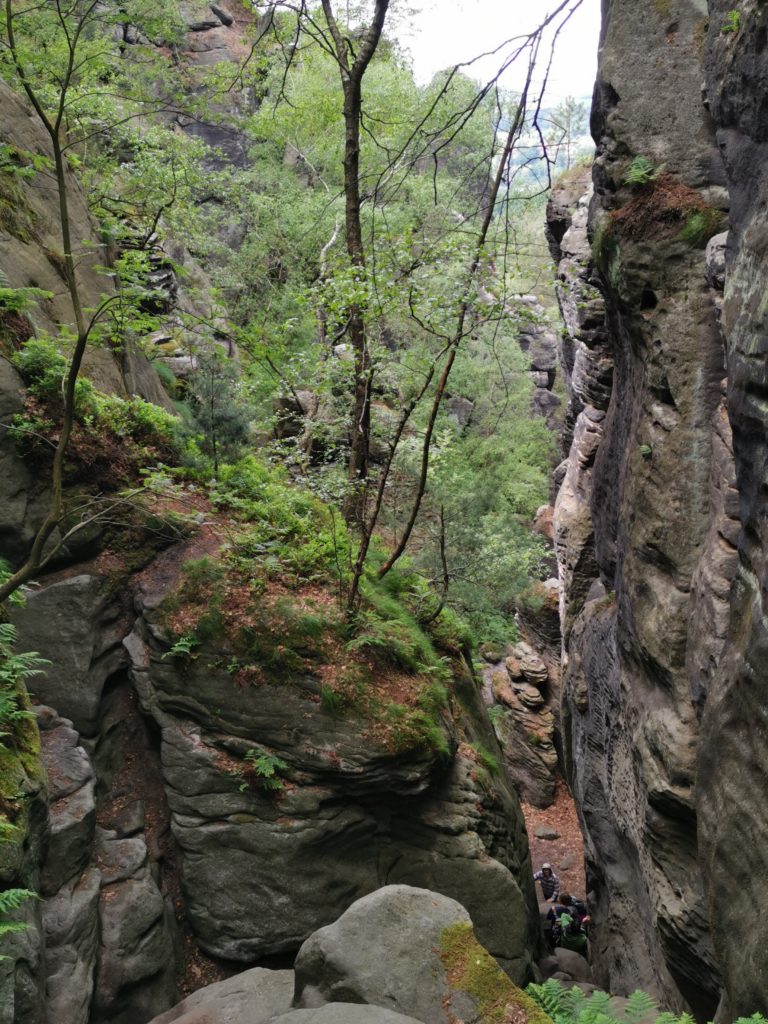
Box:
547;893;590;953
533;862;560;902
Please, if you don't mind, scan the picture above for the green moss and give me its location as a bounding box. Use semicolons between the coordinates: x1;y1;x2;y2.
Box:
468;742;501;775
591;222;619;277
679;207;725;247
439;923;554;1024
0;173;37;242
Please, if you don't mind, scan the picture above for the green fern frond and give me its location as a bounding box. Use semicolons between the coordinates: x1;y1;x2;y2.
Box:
625;989;658;1023
0;888;37;915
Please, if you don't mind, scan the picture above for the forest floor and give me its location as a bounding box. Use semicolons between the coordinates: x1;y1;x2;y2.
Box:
522;777;587;903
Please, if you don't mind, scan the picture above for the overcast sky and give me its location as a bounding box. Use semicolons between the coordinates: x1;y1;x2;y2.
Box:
398;0;601;102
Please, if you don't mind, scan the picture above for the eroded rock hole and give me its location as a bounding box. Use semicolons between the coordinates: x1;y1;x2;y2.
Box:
640;288;658;310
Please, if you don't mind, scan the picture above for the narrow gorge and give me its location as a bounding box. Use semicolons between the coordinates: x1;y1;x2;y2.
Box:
0;2;767;1024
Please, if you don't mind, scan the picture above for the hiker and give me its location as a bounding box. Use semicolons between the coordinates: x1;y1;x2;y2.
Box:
533;862;560;902
547;893;590;954
549;892;590;926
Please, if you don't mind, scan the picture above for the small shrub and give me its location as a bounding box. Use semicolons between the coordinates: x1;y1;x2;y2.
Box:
721;9;741;33
0;286;52;315
212;456;351;582
385;704;450;756
237;600;327;675
180;557;227;601
12;336;67;398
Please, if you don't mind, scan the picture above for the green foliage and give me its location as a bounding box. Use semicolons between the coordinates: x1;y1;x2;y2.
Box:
11;336;183;462
468;742;500;775
679;207;724;247
0;623;48;740
624;156;665;187
11;337;67;398
721;9;742;33
523;980;756;1024
242;749;288;792
236;600;327;674
486;705;505;726
383;703;450;756
351;571;450;681
320;683;344;715
212;456;352;582
441;922;553;1024
591;221;619;273
0;286;52;315
0;885;38;957
187;350;251;472
0;561;25;608
162;633;198;660
624;991;659;1024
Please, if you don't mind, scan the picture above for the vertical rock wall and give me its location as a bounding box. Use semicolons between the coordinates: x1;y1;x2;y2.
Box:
698;3;768;1016
549;0;745;1014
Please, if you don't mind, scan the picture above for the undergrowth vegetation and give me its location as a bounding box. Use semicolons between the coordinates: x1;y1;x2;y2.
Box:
526;979;768;1024
156;453;470;754
11;336;183;483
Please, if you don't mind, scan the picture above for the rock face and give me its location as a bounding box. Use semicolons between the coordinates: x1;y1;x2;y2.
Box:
697;5;768;1017
34;706;179;1024
119;546;540;983
4;542;541;1023
482;643;558;809
546;0;768;1017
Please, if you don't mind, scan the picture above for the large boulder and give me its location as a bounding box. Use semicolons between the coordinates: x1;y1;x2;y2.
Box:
148;967;294;1024
275;1009;426;1024
294;886;472;1024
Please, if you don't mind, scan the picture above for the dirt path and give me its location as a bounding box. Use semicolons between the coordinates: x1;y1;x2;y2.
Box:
522;778;586;902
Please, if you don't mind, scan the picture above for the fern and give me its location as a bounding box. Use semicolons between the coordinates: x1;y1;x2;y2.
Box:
0;623;49;737
0;560;26;607
244;750;288;792
161;633;198;659
624;156;665;187
0;887;37;959
624;990;658;1023
527;979;567;1019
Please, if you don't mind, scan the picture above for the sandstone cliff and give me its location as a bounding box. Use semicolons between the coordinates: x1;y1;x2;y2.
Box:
550;0;767;1017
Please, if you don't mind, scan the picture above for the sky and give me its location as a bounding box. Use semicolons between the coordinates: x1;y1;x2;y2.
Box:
398;0;601;103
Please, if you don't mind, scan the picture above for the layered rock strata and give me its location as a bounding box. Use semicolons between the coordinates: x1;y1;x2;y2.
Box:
549;0;749;1015
698;4;768;1016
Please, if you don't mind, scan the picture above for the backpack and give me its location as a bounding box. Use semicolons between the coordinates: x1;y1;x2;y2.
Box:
555;912;588;952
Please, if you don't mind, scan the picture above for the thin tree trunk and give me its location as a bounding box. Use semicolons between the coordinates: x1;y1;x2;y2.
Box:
320;0;389;524
0;1;97;605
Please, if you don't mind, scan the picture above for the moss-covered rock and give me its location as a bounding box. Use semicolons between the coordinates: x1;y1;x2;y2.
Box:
439;922;553;1024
